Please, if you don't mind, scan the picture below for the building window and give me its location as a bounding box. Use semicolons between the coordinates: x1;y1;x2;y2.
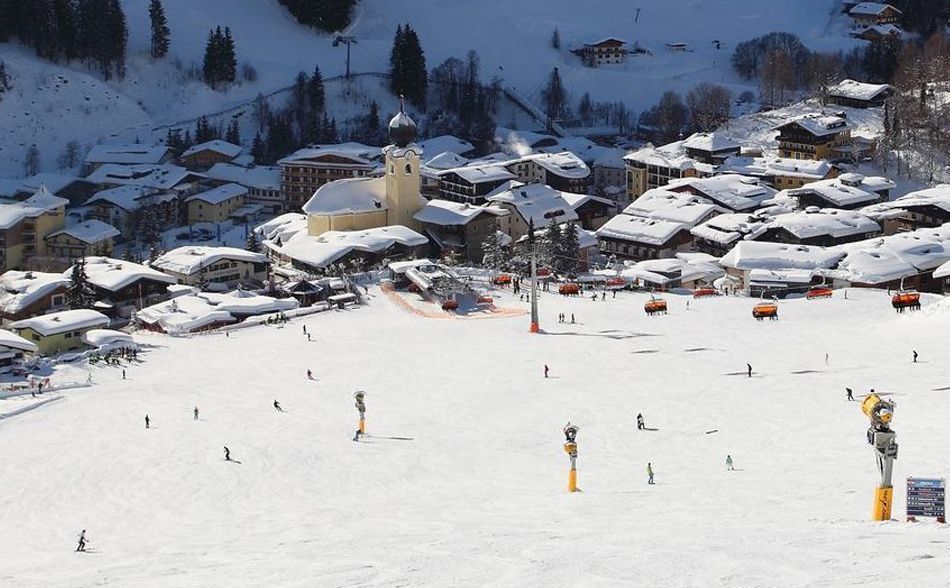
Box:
65;332;72;339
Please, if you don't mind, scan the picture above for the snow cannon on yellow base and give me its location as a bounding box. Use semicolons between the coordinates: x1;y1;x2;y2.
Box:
861;393;898;521
563;423;579;492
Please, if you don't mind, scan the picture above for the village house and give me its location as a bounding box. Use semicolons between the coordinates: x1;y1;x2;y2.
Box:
860;184;950;234
80;256;177;318
848;2;902;26
826;79;894;109
0;187;68;272
184;184;248;224
690;212;771;258
516;224;600;271
278;142;381;212
84;164;205;198
774;114;853;161
180;140;246;171
0;329;38;371
417;135;475;157
682;133;742;165
853;24;902;42
85;185;180;238
592;148;627;205
16;174;97;207
437;165;517;204
84;143;175;174
560;192;615;230
778;173;894;210
10;308;111;356
573;38;626;67
413;199;508;262
717;241;842;290
831;225;950;293
665;174;777;213
596;189;724;260
719;155;837;189
421;152;472;197
205;164;283;215
487;183;580;242
755;208;882;247
620;255;725;291
151;246;270;291
0;270;70;323
505;152;592;194
44;220;121;263
623;141;715;201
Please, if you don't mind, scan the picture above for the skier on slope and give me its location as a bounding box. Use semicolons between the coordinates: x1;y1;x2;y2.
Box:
76;529;87;552
913;350;919;363
544;365;550;378
224;446;232;461
636;413;645;430
194;406;200;420
273;400;283;412
307;370;314;380
144;414;150;429
846;388;854;401
726;455;734;471
747;363;753;378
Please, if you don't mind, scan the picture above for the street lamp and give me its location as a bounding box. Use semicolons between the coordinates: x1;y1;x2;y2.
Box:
333;34;358;79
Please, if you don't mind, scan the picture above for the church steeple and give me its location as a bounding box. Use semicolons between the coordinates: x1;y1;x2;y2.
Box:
388;95;417;148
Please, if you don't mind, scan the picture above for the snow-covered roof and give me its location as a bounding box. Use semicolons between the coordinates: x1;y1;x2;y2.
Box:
151;247;268;276
0;270;70;315
515;152;591;179
86;185;174;212
690;212;770;246
592;148;627;169
200;290;299;315
185;183;248;205
560;192;616;211
682;132;741;153
181;140;243;159
78;256;177;292
748;268;815;284
494;127;559;154
0;328;38;353
206;164;281;191
136;295;235;334
487;183;579;228
413;199;508;226
255;213;309;244
85;143;171;165
776;114;851;137
621;188;723;226
620;257;716;286
719;241;843;271
0;187;69;229
515;223;599;250
667;174;776;212
81;329;135;348
781;174;894;207
423;151;470;171
597;214;689;247
849;2;900;16
417;135;474;157
858;24;903;37
47;220;120;244
302;176;388;215
861;184;950;219
444;164;517;184
11;309;110;336
20;173;88;195
765;208;880;240
269;225;428;269
827;79;893;101
278;142;380;166
85;164;204;190
831;225;950;284
719;156;833;180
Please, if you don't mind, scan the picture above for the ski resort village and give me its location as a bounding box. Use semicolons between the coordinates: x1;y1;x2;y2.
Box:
3;0;950;586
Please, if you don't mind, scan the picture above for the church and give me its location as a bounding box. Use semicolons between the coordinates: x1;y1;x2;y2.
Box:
302;100;426;236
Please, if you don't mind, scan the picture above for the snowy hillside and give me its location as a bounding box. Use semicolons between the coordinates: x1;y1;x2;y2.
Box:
0;0;863;177
1;287;948;586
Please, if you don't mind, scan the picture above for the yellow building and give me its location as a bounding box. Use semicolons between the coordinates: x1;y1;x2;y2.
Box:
0;186;68;272
45;220;121;263
303;102;425;237
185;184;248;224
11;308;110;356
150;246;270;291
774;115;852;161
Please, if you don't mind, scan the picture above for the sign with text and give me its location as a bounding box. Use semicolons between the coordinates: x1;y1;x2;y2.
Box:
906;477;945;522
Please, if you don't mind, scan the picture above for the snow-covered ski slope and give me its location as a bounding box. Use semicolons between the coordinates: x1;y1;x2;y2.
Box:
1;286;949;587
0;0;861;176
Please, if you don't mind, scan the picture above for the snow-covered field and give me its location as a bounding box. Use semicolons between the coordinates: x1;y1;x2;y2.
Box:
1;286;948;586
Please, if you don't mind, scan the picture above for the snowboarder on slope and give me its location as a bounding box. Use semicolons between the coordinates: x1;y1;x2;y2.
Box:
846;388;854;401
76;530;87;552
726;455;734;471
747;363;752;378
647;462;655;485
636;413;644;430
273;400;283;412
145;414;150;429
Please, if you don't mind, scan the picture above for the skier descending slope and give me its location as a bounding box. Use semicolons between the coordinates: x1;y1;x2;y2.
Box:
75;530;87;552
273;400;283;412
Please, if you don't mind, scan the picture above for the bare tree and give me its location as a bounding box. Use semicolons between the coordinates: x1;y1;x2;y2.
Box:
686;83;732;132
759;49;795;108
803;52;844;105
24;144;40;176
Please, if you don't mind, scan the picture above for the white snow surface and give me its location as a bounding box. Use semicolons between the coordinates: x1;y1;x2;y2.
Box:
0;286;948;586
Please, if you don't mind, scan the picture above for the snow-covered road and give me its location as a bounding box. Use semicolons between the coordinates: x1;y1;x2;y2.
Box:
0;286;947;586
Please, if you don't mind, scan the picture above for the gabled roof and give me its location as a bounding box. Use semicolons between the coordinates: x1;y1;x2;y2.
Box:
682;132;741;153
0;271;71;315
719;241;842;271
0;328;38;353
443;164;517;184
0;187;69;230
690;212;770;246
487;183;579;228
719;156;833;180
181;140;243;159
413;199;508;226
775;114;851;137
151;246;268;276
424;151;470;171
596;214;689;247
417;135;474;157
861;184;950;219
278;142;380;166
77;256;176;292
20;173;90;195
302;176;388;216
86;143;172;165
514;152;591;179
781;174;894;207
621;188;723;225
206;163;281;191
849;2;901;16
11;309;110;336
833;226;950;284
185;183;248;205
47;220;121;244
86;185;174;213
85;164;205;190
765;208;880;240
827;79;893;101
667;174;776;212
268;225;428;269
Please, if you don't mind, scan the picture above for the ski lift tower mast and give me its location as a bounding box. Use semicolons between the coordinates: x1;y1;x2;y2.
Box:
333;34;358;79
529;220;540;333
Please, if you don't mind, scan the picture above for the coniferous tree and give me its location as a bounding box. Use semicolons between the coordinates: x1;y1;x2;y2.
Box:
195;116;216;143
541;67;569;125
251;132;266;162
148;0;170;59
307;65;325;112
390;24;427;109
202;27;236;88
246;231;261;253
559;220;581;275
389;25;405;96
66;259;96;309
551;27;561;50
225;119;240;145
0;61;11;101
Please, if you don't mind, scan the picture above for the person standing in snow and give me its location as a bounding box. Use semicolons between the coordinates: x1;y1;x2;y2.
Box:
647;462;655;485
726;455;734;471
913;350;918;363
636;413;644;430
307;333;311;342
747;363;752;378
76;530;87;552
122;369;126;380
846;388;854;401
571;313;575;324
224;446;232;461
544;365;550;378
303;325;307;335
144;414;150;429
273;400;283;412
194;406;200;420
